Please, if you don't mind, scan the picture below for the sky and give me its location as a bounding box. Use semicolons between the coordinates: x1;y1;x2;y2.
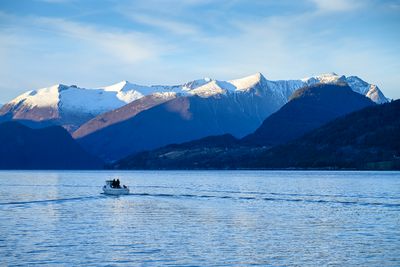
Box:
0;0;399;103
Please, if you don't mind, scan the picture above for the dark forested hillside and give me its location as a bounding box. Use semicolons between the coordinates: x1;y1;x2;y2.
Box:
113;134;241;169
114;99;400;170
0;121;103;169
242;83;374;146
248;99;400;169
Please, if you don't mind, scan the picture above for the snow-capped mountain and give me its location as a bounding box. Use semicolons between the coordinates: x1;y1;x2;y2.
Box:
184;72;304;102
0;82;179;131
302;73;389;104
0;72;388;132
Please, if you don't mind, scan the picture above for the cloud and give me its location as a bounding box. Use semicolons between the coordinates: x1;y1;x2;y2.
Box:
310;0;363;13
0;11;167;64
123;14;200;36
32;17;165;64
0;13;172;101
0;0;399;102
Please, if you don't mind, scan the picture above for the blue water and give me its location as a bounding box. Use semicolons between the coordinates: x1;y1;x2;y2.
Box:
0;171;399;266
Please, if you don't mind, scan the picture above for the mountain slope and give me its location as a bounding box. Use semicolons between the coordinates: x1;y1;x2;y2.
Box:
246;99;400;169
77;91;281;162
113;100;400;170
242;83;375;146
73;93;177;138
73;73;300;142
113;84;378;169
113;134;241;169
0;121;103;169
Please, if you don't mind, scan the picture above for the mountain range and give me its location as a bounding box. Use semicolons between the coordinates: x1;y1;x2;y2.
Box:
115;97;399;170
113;83;380;169
0;72;394;169
0;73;388;133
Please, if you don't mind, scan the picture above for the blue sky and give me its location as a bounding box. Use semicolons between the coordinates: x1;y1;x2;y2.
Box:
0;0;399;102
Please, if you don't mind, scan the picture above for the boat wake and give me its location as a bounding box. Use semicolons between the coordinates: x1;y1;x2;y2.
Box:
128;192;400;209
0;195;104;207
0;190;398;209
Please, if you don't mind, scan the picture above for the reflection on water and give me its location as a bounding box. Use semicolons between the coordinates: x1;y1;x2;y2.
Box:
0;170;399;266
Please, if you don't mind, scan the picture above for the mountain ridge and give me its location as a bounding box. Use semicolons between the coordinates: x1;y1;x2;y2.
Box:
0;73;388;133
113;83;380;169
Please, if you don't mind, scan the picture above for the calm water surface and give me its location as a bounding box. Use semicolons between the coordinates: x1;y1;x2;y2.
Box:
0;171;399;266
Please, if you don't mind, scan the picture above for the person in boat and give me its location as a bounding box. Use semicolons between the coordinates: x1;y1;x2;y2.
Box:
116;179;121;188
112;179;116;188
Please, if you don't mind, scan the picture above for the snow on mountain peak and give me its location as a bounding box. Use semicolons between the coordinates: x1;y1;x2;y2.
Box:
229;72;265;91
301;73;388;103
189;80;227;97
346;77;389;103
10;84;62;108
302;72;346;84
102;80;133;92
6;72;389;119
181;78;213;91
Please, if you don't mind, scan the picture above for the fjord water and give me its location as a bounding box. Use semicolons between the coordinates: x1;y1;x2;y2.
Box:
0;171;399;266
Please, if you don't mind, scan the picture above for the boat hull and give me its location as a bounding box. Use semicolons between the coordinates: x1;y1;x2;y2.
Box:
102;186;129;195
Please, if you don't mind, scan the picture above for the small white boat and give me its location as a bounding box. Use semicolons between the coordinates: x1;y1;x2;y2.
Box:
102;180;129;195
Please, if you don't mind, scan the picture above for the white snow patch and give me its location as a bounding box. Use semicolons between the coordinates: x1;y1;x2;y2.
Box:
300;73;388;103
229;72;264;91
189;80;227;97
10;84;60;108
60;87;127;114
182;78;212;91
302;72;346;84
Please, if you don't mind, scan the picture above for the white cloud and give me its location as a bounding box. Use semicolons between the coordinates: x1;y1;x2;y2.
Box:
124;14;200;36
310;0;363;13
170;7;400;101
33;17;165;64
0;0;399;102
0;14;171;101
